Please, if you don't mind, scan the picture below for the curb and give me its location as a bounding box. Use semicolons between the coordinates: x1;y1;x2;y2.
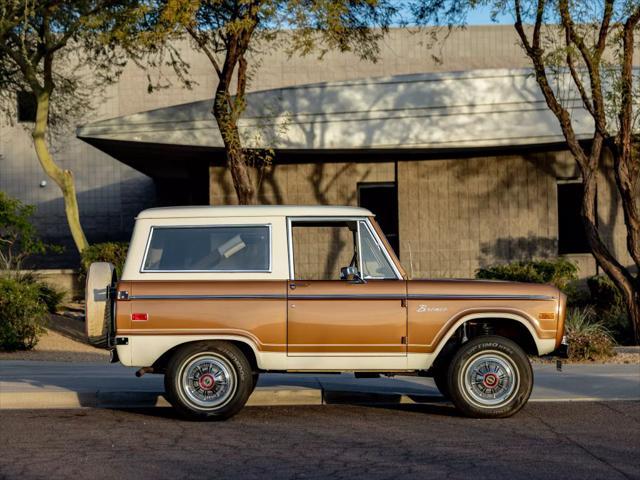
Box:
1;389;638;411
0;388;445;410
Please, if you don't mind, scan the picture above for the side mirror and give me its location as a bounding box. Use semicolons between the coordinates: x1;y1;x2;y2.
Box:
340;266;366;284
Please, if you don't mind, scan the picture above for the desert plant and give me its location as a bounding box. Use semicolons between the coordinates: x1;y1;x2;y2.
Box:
0;191;58;270
79;242;129;281
565;307;615;361
0;276;48;351
475;258;579;291
36;282;67;314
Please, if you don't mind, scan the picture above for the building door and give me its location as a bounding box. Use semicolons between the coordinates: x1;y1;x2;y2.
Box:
358;182;399;255
286;218;407;370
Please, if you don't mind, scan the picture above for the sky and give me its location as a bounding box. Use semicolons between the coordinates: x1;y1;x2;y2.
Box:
466;6;513;25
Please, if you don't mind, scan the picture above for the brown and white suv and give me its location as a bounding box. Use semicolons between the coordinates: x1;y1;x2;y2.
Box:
85;205;567;419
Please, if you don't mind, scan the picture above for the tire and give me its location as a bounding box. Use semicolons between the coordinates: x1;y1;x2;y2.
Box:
164;342;253;420
432;368;450;399
84;262;116;348
447;335;533;418
251;372;260;393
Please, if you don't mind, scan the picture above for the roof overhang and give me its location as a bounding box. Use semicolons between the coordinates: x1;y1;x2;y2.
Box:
77;68;596;177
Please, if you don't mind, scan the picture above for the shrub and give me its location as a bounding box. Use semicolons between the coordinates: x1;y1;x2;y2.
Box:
585;275;635;344
0;277;48;351
79;242;129;281
11;271;67;314
475;258;579;291
565;307;615;361
0;191;60;270
36;282;67;313
587;275;623;310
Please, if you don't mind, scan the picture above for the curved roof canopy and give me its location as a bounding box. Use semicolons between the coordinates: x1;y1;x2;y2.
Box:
78;68;594;154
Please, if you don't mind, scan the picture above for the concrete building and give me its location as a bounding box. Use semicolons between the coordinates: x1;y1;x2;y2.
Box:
1;26;636;278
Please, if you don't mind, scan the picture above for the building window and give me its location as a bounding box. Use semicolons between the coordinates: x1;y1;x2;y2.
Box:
142;225;271;272
17;91;37;123
557;181;590;254
357;182;399;255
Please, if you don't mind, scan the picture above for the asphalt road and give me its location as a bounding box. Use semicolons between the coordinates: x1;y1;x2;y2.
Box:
1;402;639;480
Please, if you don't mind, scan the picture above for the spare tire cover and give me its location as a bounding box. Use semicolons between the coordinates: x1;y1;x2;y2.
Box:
85;262;116;348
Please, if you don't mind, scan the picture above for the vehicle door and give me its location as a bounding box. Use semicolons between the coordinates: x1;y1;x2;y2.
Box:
286;218;407;367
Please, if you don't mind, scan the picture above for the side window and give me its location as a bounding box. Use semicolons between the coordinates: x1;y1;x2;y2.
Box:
359;221;397;279
291;221;358;280
142;225;270;272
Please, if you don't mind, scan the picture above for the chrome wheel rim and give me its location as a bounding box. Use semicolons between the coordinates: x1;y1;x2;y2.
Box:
461;351;518;408
180;353;236;410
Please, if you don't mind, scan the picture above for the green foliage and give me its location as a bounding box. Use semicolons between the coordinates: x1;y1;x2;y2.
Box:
586;275;634;345
587;275;624;310
11;271;67;314
0;191;55;270
36;282;66;314
565;307;615;361
475;258;579;291
0;0;148;131
0;276;48;351
79;242;129;281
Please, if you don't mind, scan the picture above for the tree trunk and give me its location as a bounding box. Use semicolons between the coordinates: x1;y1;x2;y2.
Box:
580;163;640;343
212;88;256;205
32;90;89;253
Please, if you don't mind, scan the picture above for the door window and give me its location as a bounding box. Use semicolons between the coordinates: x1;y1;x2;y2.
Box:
290;220;358;280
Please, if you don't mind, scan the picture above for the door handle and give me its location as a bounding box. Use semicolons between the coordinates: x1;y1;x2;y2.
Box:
289;282;310;290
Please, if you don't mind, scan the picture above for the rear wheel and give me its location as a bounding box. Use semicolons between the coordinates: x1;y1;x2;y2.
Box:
447;336;533;418
165;342;253;420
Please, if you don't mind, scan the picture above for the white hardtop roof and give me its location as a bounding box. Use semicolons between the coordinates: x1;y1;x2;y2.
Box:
137;205;373;219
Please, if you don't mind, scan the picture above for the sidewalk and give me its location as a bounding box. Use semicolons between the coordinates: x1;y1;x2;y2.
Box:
0;361;638;410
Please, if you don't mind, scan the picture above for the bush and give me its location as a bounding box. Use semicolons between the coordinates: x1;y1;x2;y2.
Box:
565;307;615;361
79;242;129;281
0;191;61;270
0;277;48;351
475;258;579;291
587;275;623;310
11;271;67;314
585;275;634;344
36;282;66;313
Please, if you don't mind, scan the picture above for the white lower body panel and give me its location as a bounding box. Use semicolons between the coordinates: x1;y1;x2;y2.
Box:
116;335;434;372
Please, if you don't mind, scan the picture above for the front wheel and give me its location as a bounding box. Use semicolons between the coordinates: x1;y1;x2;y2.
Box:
164;342;253;420
447;336;533;418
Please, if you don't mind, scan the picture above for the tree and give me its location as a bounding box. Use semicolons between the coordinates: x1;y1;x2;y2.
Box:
156;0;397;204
414;0;640;341
0;1;142;253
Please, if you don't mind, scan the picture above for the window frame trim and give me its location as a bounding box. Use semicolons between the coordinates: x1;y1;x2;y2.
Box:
358;220;397;280
286;216;402;281
139;224;273;274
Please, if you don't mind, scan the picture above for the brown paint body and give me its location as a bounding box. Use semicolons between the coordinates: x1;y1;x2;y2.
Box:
116;278;562;357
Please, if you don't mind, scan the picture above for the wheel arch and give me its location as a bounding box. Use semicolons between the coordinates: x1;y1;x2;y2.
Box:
144;336;261;373
431;312;546;364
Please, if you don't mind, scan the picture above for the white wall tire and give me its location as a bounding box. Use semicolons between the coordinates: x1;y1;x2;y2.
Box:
84;262;116;348
164;342;253;420
447;336;533;418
